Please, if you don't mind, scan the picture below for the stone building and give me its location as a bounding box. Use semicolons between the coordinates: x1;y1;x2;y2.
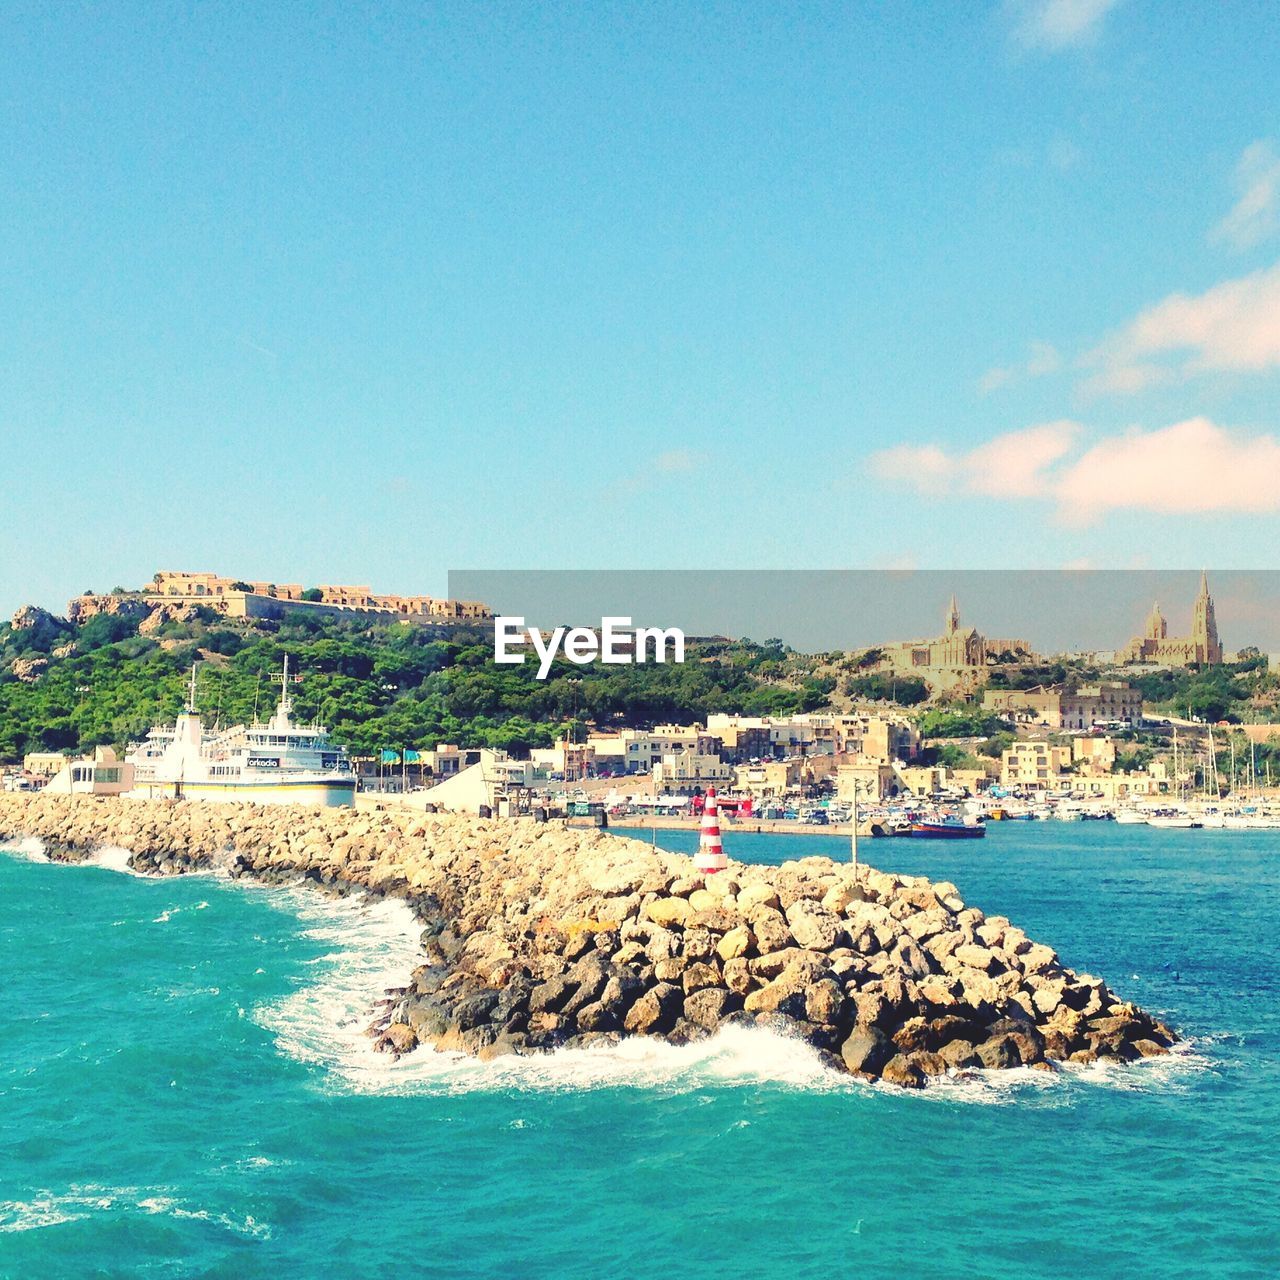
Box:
1001;742;1073;790
876;596;1032;695
1119;572;1223;666
983;681;1142;729
72;571;491;626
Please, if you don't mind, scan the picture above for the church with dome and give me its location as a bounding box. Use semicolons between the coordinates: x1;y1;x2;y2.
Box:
1119;572;1224;667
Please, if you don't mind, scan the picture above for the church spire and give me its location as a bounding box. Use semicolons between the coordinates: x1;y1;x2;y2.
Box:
945;593;960;635
1193;570;1221;662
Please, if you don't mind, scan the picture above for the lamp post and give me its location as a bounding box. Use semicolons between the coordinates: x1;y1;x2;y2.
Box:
849;778;869;878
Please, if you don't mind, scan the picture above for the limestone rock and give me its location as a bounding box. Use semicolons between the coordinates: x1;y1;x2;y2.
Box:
737;882;781;912
623;983;683;1035
840;1026;893;1077
804;979;844;1025
645;897;693;929
785;901;842;951
684;986;738;1030
682;961;721;994
377;1023;418;1056
715;925;754;962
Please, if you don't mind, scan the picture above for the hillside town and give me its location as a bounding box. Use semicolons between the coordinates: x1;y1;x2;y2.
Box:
6;570;1280;830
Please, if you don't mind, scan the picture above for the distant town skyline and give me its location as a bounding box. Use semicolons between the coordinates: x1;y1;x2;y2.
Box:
452;569;1280;656
4;5;1280;617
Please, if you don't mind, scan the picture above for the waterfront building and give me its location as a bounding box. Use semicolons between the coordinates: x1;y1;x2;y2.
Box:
1001;741;1073;790
702;715;774;763
530;738;594;781
835;759;900;802
21;751;69;778
1073;736;1118;775
586;725;720;774
652;749;732;790
734;759;804;798
1119;572;1223;666
46;746;135;796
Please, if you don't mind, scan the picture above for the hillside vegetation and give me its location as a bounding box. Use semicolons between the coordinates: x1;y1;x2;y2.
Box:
0;608;836;761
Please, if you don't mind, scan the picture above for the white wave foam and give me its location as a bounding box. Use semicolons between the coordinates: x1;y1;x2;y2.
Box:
247;884;425;1083
1062;1035;1217;1094
358;1022;861;1097
0;1185;268;1240
0;835;49;862
6;836;1211;1104
81;845;146;876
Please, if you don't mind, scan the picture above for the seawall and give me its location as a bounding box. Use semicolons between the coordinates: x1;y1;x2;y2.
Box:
0;794;1177;1087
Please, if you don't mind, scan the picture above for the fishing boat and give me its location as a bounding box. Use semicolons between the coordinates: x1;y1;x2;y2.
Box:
1148;810;1201;829
910;817;986;839
126;658;357;806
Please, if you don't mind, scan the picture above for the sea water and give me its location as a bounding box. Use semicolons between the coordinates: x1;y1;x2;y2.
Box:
1;823;1277;1279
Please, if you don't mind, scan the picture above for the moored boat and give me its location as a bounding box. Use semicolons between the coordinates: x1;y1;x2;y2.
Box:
126;658;357;807
910;818;986;839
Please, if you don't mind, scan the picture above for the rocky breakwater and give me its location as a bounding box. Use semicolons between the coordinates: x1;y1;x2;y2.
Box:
0;793;1178;1087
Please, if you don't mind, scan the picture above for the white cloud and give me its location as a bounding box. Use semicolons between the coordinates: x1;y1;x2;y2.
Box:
1054;418;1280;523
979;341;1062;393
1210;139;1280;251
1080;260;1280;394
868;421;1079;498
867;417;1280;525
1008;0;1119;51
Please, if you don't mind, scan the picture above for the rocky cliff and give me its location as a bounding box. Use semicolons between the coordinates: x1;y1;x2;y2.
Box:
0;794;1177;1087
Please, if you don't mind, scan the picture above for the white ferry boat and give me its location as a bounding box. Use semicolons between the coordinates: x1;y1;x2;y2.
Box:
126;658;357;806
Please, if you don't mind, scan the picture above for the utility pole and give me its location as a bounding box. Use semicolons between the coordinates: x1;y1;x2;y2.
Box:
849;779;860;877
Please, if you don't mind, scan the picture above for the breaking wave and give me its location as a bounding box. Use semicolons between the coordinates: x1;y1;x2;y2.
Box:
1;836;1214;1104
0;1185;269;1240
0;835;50;862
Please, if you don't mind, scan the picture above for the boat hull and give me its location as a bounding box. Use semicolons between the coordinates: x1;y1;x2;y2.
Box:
910;822;986;839
128;778;356;807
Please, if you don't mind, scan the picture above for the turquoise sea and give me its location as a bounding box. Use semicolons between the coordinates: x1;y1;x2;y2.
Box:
2;822;1277;1279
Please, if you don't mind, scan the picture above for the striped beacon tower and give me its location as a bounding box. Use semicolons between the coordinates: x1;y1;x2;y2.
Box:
694;786;728;875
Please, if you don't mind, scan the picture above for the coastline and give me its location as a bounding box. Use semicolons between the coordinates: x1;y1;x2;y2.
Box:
568;813;850;837
0;794;1177;1087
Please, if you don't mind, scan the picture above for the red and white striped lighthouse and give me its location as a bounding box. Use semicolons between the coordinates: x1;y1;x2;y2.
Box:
694;786;728;875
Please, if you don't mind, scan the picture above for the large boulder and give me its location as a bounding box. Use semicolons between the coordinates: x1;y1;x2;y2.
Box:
748;906;792;954
785;901;843;951
840;1026;893;1076
645;897;694;929
716;925;754;962
623;983;683;1035
684;986;738;1030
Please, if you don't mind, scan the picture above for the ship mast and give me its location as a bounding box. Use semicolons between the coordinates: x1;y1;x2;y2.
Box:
184;662;199;715
270;654;297;731
278;653;292;718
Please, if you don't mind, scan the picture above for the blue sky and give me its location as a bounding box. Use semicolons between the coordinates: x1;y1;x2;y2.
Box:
3;1;1279;618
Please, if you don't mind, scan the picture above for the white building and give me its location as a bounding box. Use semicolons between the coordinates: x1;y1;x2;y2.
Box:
46;747;135;797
